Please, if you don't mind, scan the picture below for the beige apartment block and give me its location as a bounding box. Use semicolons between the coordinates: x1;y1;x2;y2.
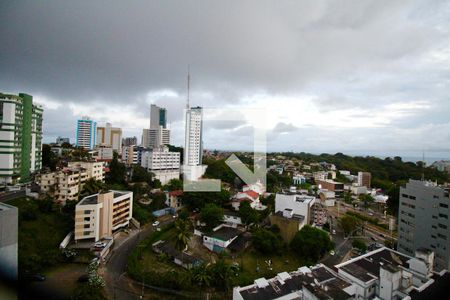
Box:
74;190;133;242
36;161;104;204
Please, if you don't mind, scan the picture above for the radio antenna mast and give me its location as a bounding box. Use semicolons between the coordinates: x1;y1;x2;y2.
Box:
186;65;190;109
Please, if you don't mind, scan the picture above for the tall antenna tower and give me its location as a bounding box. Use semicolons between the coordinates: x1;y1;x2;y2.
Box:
186;65;190;109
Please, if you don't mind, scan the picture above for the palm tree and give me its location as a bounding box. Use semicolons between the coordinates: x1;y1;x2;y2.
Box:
174;219;192;252
192;263;211;288
210;258;233;290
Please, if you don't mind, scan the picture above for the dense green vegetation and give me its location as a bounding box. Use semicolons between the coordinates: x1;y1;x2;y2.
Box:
290;225;334;264
7;198;73;275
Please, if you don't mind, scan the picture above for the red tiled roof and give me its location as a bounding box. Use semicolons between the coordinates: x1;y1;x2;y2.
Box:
169;190;183;197
244;190;259;199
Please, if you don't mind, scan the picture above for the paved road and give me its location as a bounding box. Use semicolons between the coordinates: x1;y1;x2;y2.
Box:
104;219;175;300
0;190;26;202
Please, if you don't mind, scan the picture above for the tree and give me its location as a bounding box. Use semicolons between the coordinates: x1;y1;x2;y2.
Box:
251;228;283;255
79;178;106;199
290;225;334;263
338;215;361;236
164;178;183;191
359;194;374;209
42;144;58;171
199;203;224;231
352;239;367;252
192;263;212;287
106;152;126;184
131;165;152;183
182;189;230;210
238;201;259;226
343;191;353;204
210;258;234;291
174;219;192;252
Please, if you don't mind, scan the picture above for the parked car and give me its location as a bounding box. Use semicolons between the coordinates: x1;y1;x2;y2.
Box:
94;242;106;248
152;221;160;227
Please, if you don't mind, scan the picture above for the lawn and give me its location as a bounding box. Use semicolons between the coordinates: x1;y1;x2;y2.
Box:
6;197;73;274
227;247;306;287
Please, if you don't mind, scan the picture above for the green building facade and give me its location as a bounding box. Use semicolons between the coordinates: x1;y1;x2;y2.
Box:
0;93;43;184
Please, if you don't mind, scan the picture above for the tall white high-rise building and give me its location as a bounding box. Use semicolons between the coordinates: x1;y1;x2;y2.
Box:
183;106;207;181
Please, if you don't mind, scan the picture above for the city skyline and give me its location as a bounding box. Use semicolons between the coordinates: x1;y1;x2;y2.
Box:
1;1;450;157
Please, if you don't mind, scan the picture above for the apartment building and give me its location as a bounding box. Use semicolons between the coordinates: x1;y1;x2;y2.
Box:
274;192;316;224
141;128;170;149
357;171;372;188
397;180;449;271
0;92;43;184
0;203;18;282
121;145;147;166
74;190;133;242
316;179;344;197
141;146;180;184
37;161;104;204
76;116;96;150
183;106;207;181
122;136;137;147
96;122;122;152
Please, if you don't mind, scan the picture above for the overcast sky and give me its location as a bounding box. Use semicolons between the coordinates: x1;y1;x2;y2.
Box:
1;1;449;158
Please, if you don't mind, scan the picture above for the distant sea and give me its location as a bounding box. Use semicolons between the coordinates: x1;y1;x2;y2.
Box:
337;151;450;166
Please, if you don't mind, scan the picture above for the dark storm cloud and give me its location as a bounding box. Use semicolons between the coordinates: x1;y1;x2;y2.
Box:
0;0;449;153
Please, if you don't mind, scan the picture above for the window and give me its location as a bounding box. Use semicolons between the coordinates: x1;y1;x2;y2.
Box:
439;214;448;219
84;224;90;228
83;231;90;236
437;233;446;240
84;217;90;221
438;224;447;229
432;215;438;219
439;203;448;208
84;210;90;214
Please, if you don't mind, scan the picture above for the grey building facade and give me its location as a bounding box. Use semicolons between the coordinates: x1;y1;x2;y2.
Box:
397;180;449;271
0;203;18;282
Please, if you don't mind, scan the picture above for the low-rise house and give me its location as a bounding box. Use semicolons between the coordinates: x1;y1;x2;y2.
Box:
74;190;133;242
152;240;202;269
292;174;306;185
350;185;368;195
232;190;267;211
165;190;183;210
318;189;336;206
203;224;241;253
242;181;266;195
224;210;243;228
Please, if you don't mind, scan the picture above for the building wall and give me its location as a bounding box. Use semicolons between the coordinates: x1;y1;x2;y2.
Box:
397;180;450;271
0;93;43;184
75;191;133;241
269;214;303;243
76;117;96;149
184;107;203;166
0;203;18;281
96;123;122;152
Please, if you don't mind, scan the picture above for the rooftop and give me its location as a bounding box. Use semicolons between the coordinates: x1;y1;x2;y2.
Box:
78;190;131;205
410;271;450;300
336;247;410;283
237;264;353;300
208;226;240;241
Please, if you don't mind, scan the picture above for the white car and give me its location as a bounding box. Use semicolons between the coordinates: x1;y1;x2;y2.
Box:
152;221;160;227
330;250;335;256
332;229;336;235
94;242;106;248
